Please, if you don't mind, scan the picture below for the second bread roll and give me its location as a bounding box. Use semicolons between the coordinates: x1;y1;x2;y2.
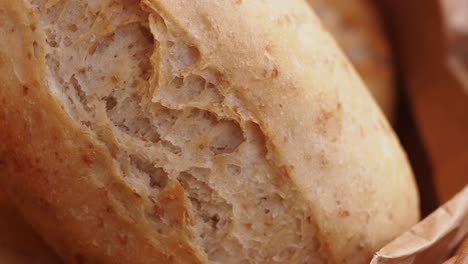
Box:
308;0;395;120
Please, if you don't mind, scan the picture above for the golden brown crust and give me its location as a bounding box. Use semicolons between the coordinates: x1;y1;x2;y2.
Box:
0;2;201;263
308;0;395;120
0;192;60;264
0;0;418;263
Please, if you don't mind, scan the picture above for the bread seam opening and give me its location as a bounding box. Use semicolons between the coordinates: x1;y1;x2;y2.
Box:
31;0;325;262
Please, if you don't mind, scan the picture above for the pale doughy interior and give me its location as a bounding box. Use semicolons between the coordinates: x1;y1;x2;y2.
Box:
30;0;324;262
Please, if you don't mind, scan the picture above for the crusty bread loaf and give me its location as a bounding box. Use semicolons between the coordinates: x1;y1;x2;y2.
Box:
0;191;60;264
308;0;396;120
0;0;418;263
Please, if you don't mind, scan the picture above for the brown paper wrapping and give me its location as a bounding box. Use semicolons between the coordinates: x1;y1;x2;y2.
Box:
371;187;468;264
442;237;468;264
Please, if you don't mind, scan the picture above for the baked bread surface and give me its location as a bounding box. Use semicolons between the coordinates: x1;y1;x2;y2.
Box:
0;191;60;264
0;0;418;263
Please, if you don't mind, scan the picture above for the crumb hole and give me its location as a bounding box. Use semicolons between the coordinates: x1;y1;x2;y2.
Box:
161;140;182;154
209;120;244;155
104;96;117;111
67;24;78;32
226;164;241;176
131;155;168;189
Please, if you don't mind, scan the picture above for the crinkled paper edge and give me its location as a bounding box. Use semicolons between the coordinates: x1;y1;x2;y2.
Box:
371;186;468;264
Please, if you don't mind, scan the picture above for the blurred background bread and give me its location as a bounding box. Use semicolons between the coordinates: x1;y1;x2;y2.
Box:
379;0;468;204
308;0;396;120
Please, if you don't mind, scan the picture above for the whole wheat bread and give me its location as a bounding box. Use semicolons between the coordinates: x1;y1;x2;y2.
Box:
0;0;419;263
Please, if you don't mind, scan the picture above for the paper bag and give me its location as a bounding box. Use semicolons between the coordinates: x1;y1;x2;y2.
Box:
371;187;467;264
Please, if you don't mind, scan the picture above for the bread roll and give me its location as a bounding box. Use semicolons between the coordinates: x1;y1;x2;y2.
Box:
308;0;395;120
0;0;418;263
0;191;60;264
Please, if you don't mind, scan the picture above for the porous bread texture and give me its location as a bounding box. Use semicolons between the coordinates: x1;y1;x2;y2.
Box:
30;0;323;263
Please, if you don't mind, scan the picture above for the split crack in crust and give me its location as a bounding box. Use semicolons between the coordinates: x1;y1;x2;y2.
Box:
30;0;324;262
